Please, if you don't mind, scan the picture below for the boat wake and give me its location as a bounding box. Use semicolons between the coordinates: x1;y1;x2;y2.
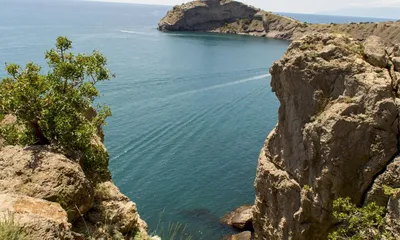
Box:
170;74;271;98
120;30;153;35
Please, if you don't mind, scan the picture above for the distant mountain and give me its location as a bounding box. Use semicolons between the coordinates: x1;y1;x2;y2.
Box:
319;7;399;20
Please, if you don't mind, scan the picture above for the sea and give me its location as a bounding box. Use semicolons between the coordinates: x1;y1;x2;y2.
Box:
0;0;394;239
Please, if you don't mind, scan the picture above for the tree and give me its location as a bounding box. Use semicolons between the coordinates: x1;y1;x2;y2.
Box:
0;36;113;177
328;197;393;240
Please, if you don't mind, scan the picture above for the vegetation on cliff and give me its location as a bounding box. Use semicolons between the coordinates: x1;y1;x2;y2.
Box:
0;214;28;240
0;37;112;177
329;198;390;240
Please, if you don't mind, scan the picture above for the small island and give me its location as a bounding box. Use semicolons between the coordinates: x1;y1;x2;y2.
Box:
159;0;400;43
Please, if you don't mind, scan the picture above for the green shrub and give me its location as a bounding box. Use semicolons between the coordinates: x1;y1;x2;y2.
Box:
0;37;113;177
154;222;192;240
328;197;392;240
0;214;28;240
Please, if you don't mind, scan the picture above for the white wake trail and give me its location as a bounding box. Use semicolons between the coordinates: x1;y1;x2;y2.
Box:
171;74;271;98
120;30;153;35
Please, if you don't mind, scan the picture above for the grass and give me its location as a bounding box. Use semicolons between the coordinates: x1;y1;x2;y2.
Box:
0;213;28;240
154;222;193;240
153;212;193;240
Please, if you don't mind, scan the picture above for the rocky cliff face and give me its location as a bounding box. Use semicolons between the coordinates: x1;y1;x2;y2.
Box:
158;0;258;31
0;137;150;239
158;0;400;43
253;33;400;239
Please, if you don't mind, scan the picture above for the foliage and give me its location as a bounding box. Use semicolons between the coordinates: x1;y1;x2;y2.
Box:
154;222;192;240
0;213;28;240
152;212;192;240
0;36;113;177
383;185;400;197
328;197;393;240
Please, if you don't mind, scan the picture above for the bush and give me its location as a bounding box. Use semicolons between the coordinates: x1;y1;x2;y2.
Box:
0;37;113;177
0;214;28;240
328;197;393;240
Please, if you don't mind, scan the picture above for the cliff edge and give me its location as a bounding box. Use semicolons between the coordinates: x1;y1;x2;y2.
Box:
158;0;400;43
0;118;151;239
254;33;400;239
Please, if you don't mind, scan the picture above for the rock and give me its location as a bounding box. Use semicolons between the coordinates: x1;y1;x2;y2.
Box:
385;192;400;236
158;0;258;31
253;34;399;239
392;57;400;72
366;157;400;207
158;1;400;44
85;181;148;235
221;205;253;231
0;145;94;222
0;193;73;240
363;36;389;68
223;231;252;240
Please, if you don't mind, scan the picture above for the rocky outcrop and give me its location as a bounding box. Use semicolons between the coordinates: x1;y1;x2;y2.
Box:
0;145;93;221
158;0;258;31
0;194;73;240
221;205;253;231
159;0;400;44
253;34;400;239
85;181;148;235
0;145;149;239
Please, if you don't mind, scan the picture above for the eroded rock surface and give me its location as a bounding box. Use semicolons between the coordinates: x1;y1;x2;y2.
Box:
0;194;73;240
0;145;93;221
221;205;253;231
0;145;149;239
253;34;400;239
86;181;148;235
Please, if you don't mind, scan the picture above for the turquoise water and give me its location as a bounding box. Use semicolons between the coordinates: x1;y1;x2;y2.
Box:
0;1;389;239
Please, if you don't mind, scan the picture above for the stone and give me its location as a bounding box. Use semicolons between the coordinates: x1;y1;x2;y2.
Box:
0;193;74;240
253;34;399;239
393;57;400;72
223;231;252;240
221;205;253;231
0;145;94;222
363;36;389;68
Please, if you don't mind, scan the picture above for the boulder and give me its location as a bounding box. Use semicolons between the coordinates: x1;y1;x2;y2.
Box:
0;193;73;240
223;231;252;240
392;57;400;72
86;181;148;235
221;205;253;231
363;36;389;68
0;145;94;221
253;34;400;239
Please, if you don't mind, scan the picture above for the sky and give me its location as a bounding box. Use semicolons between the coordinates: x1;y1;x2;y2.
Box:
88;0;400;15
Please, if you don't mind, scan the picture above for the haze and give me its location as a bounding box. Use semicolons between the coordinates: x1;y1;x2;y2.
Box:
88;0;400;18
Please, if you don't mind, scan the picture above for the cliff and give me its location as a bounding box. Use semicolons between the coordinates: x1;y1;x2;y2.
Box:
0;117;152;239
158;0;400;43
253;34;400;239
